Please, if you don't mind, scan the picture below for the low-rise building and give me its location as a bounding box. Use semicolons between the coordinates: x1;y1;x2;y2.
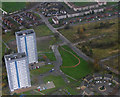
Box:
52;17;59;24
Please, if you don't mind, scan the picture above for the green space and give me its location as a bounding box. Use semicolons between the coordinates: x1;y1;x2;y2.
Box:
59;18;119;60
45;52;56;61
48;18;53;24
30;65;54;76
73;2;95;7
41;75;79;95
2;32;15;43
2;2;26;13
18;90;42;95
33;25;53;37
30;65;54;85
59;45;92;79
103;57;119;71
59;19;118;43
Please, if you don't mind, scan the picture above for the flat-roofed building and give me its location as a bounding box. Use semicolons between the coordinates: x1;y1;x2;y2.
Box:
4;53;31;92
15;29;38;64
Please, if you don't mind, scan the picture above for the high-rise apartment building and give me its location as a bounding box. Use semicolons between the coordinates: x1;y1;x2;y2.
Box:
15;29;38;64
4;53;31;92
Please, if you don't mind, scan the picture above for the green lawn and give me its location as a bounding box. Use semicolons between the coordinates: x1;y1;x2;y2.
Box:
73;2;95;7
59;18;118;43
59;45;92;79
18;90;42;95
41;75;78;95
2;32;15;43
45;52;56;61
2;2;26;13
30;65;54;76
33;25;53;37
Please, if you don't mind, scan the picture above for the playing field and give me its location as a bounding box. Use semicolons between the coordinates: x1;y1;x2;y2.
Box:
2;2;26;13
59;45;92;79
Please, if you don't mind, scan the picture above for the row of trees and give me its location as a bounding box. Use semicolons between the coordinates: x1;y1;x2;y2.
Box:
95;21;115;29
88;40;116;49
77;27;86;39
81;45;93;57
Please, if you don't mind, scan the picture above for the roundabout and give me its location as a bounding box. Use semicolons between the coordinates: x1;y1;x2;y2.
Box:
81;73;120;95
98;86;106;92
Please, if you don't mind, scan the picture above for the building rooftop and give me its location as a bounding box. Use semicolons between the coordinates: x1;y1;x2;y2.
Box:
4;52;26;61
15;29;35;36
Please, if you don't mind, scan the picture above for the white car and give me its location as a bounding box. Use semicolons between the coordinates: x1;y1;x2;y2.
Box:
48;63;51;65
52;69;54;71
109;83;112;85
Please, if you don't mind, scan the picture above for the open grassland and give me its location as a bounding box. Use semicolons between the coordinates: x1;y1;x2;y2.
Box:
30;65;54;85
103;57;119;71
30;65;54;76
18;90;42;95
59;18;118;43
41;75;79;95
59;45;92;79
33;25;53;37
77;30;119;59
45;53;56;61
73;2;95;7
59;18;118;60
2;32;15;43
2;2;26;13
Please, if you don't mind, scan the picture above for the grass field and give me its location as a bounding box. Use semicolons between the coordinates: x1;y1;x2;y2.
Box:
2;2;26;13
45;52;56;61
59;18;118;60
18;90;42;95
59;45;92;79
30;65;54;85
2;32;15;43
30;65;54;76
73;2;95;7
33;25;53;37
59;19;118;43
41;75;79;95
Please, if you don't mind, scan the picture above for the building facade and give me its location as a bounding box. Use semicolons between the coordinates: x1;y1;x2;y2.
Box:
4;53;31;92
15;29;38;64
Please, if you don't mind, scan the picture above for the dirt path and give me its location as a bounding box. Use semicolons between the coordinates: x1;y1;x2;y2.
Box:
61;47;81;68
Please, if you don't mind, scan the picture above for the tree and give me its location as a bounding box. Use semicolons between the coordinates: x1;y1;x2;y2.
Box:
43;55;47;60
54;33;59;41
89;48;93;57
93;58;101;72
77;27;80;34
64;24;70;29
81;45;87;53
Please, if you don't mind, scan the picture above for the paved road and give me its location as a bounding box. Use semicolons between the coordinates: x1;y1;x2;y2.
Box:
55;15;118;30
99;54;120;75
100;54;120;62
99;54;120;74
